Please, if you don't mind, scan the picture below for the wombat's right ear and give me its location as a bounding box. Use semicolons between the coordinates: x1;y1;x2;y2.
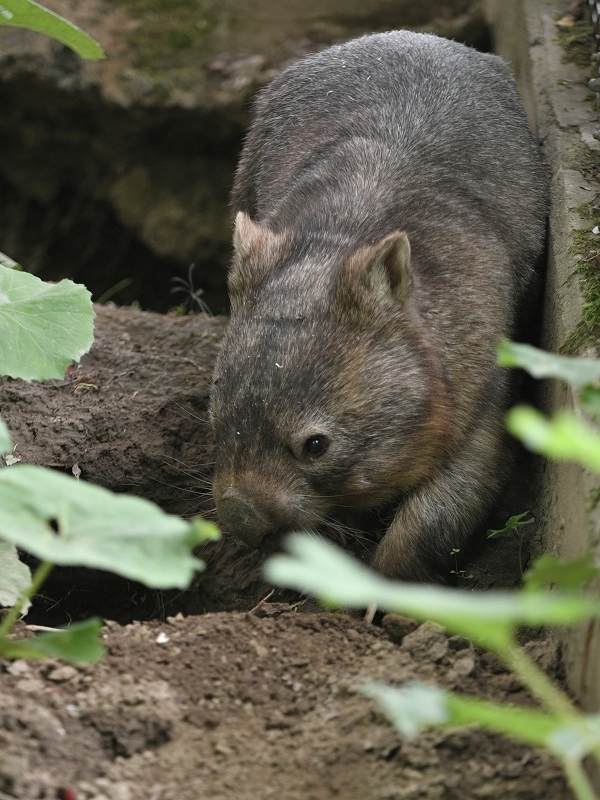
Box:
337;231;414;319
229;212;287;310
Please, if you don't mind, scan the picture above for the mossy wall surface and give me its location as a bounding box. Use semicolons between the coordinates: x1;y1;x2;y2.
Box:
484;0;600;715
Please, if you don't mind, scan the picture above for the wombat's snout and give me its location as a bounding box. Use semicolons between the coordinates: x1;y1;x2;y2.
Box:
215;487;277;548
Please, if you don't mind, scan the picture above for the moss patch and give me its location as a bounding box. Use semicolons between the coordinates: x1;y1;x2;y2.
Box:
555;13;595;70
562;223;600;354
106;0;220;73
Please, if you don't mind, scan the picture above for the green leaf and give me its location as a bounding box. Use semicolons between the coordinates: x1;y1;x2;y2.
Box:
0;0;104;60
548;716;600;762
579;385;600;419
524;552;598;592
362;681;561;748
498;340;600;385
0;540;31;611
264;535;600;651
0;465;211;589
0;265;95;381
0;416;12;454
0;618;104;663
507;406;600;472
361;681;449;737
487;511;534;539
188;516;221;546
0;251;21;270
445;692;561;748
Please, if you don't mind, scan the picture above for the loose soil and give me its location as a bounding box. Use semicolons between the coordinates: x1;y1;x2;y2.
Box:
1;610;569;800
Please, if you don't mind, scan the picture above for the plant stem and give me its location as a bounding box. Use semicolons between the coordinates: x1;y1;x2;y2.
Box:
0;561;53;638
502;643;579;719
562;758;598;800
517;534;524;576
502;642;600;767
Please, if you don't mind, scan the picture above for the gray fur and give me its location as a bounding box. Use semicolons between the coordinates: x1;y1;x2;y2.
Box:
209;31;549;582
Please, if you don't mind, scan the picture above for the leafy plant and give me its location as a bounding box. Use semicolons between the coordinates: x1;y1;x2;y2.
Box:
0;266;220;662
265;341;600;800
487;511;535;574
266;535;600;800
0;264;95;381
449;547;473;581
0;0;104;59
0;273;219;661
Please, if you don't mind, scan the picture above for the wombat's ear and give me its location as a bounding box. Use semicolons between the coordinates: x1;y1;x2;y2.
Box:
338;231;414;314
232;211;264;260
229;212;288;310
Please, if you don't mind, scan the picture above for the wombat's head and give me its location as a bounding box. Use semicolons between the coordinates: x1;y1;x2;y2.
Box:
209;213;453;549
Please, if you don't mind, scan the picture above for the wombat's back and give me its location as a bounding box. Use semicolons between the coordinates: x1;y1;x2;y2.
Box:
233;31;547;296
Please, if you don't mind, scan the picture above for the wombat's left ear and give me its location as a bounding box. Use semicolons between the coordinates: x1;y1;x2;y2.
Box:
229;212;288;310
338;231;414;311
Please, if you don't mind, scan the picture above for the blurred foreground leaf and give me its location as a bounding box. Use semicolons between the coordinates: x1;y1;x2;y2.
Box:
0;540;31;611
507;406;600;473
0;618;104;663
498;341;600;385
524;553;598;593
580;385;600;419
362;680;600;762
0;417;11;454
0;251;20;270
362;681;560;747
0;265;95;381
0;465;213;588
0;0;104;59
265;535;600;650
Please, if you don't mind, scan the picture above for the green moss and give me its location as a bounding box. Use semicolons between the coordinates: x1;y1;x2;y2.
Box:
562;223;600;354
589;484;600;511
106;0;219;73
555;14;595;69
575;202;597;221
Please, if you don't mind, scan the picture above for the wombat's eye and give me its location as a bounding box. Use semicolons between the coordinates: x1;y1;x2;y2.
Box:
304;435;329;458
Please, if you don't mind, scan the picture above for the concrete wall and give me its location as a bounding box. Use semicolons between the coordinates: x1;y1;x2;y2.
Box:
484;0;600;710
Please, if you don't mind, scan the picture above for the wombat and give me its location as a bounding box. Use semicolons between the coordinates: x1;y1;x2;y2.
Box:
209;30;549;582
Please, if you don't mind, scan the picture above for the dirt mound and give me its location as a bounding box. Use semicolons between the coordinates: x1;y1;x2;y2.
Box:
0;609;568;800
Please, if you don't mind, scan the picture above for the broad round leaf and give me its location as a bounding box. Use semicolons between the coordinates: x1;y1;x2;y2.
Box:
0;539;31;611
0;265;95;381
0;0;104;59
0;465;207;589
0;416;12;454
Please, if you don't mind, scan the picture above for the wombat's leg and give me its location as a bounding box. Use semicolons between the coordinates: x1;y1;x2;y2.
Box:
371;416;511;583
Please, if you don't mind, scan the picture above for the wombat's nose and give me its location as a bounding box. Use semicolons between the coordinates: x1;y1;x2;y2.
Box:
216;487;274;548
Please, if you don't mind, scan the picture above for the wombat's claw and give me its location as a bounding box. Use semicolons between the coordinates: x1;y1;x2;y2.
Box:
364;603;377;624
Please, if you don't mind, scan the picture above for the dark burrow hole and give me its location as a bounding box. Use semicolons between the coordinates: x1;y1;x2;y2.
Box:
0;74;243;315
